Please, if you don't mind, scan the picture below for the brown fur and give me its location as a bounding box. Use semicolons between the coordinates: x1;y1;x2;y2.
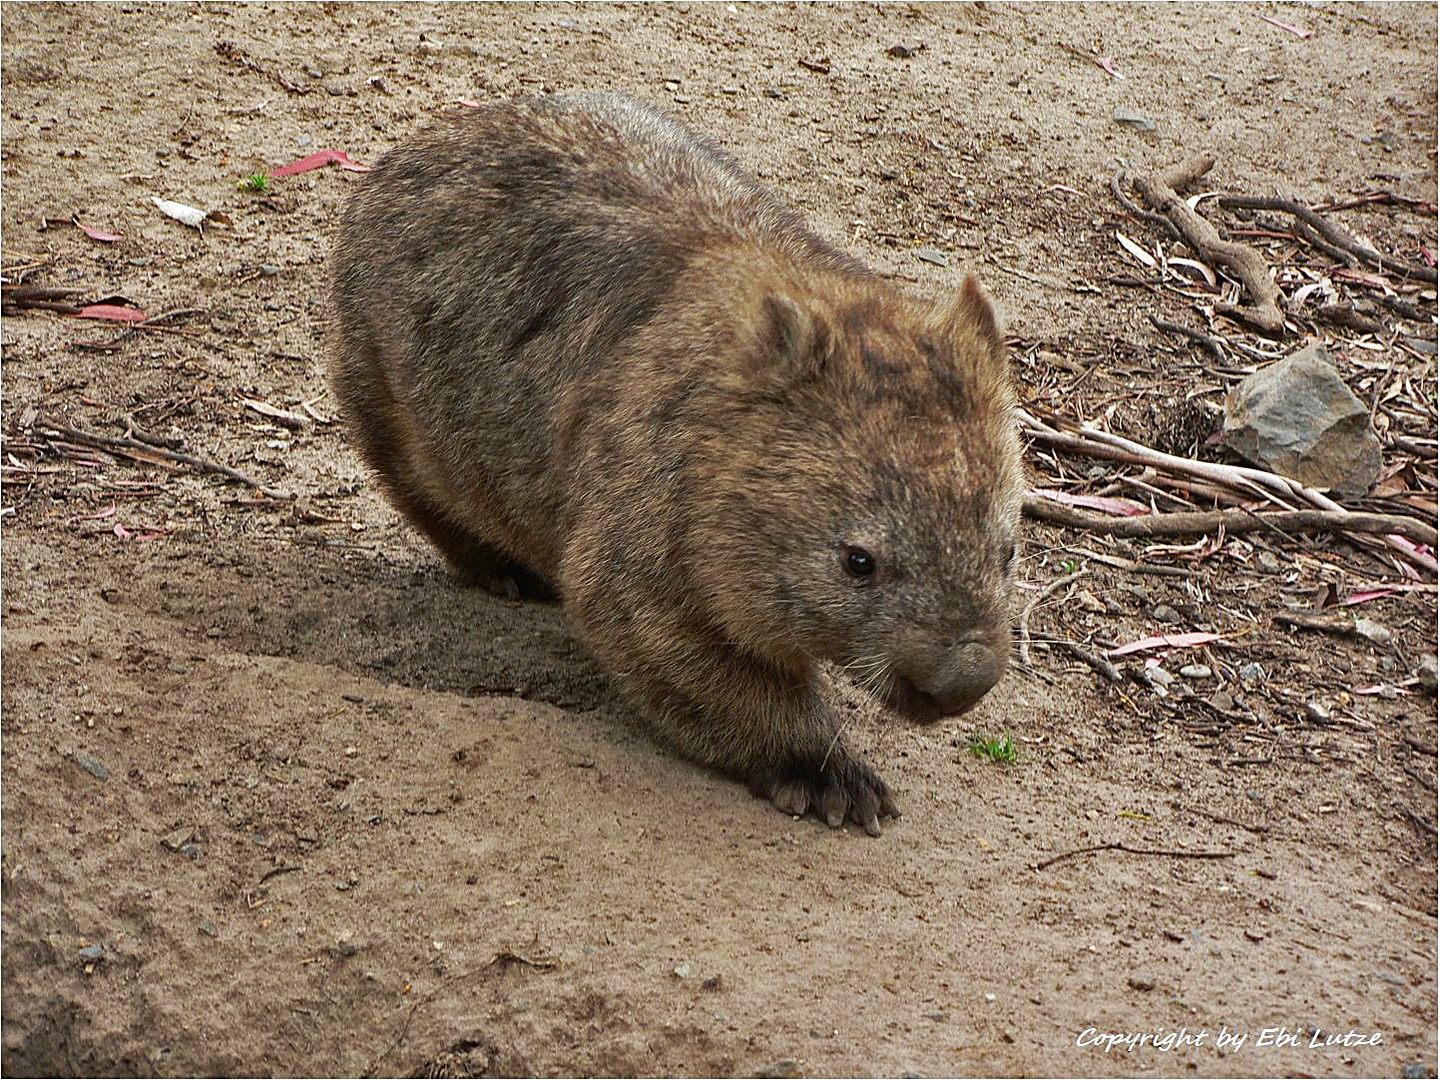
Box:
329;93;1023;834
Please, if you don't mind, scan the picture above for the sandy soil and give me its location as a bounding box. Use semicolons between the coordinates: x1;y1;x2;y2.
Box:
2;2;1436;1077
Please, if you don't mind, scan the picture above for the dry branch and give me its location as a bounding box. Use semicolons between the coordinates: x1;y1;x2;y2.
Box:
1218;194;1438;284
1019;409;1437;576
36;418;296;501
1024;498;1437;549
1131;157;1286;335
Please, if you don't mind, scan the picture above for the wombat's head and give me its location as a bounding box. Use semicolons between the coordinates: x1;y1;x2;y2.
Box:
698;273;1023;722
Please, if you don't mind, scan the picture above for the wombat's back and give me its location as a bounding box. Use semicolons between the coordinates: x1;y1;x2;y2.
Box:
328;94;861;579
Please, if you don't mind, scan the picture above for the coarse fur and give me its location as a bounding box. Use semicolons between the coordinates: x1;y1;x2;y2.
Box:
329;93;1024;835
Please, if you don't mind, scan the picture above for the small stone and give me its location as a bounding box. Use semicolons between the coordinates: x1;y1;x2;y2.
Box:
755;1060;801;1079
337;938;358;957
258;264;282;277
1305;701;1331;722
1242;929;1266;943
1403;1064;1427;1078
915;248;949;267
74;753;109;781
198;920;218;938
887;43;924;58
1418;655;1437;695
983;992;996;1002
1128;976;1155;991
1222;342;1382;496
79;944;105;962
1151;604;1181;624
1237;662;1265;687
1178;664;1211;680
1113;106;1156;133
763;87;787;99
180;843;203;860
673;961;699;979
1352;617;1392;646
343;746;358;757
161;828;193;851
1147;667;1175;686
923;1011;948;1021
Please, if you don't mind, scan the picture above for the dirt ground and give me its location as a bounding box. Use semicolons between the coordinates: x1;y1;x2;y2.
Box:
2;2;1436;1077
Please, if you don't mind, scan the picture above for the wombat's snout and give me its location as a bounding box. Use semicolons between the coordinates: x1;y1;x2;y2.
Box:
888;639;1007;722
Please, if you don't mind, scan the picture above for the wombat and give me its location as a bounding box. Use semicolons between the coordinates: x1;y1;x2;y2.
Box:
329;93;1023;835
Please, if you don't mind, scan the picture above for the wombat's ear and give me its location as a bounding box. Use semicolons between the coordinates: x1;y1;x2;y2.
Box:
755;293;831;378
939;275;1006;369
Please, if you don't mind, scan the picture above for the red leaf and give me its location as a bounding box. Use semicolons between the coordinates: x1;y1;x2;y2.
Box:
1109;631;1225;658
73;304;147;322
269;149;371;177
1258;14;1310;38
77;222;124;242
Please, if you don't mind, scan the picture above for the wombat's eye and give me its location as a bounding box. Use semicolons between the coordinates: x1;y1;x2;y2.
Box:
842;545;877;579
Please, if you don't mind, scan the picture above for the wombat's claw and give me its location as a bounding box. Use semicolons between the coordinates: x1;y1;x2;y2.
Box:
751;761;901;836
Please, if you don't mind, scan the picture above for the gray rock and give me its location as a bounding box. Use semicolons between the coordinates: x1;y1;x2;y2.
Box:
887;43;923;58
1221;342;1382;495
1113;106;1156;133
1418;654;1437;695
1237;662;1265;686
198;920;219;937
756;1059;801;1079
74;753;109;781
79;944;105;962
1352;617;1392;646
1178;664;1212;680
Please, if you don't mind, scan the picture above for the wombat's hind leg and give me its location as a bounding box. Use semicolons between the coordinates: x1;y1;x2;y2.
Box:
390;485;558;602
748;754;901;837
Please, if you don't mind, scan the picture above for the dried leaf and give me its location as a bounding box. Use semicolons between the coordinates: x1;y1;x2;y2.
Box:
1167;257;1216;287
77;222;123;242
73;304;147;322
1258;14;1311;39
1109;631;1225;658
1030;488;1149;516
1115;231;1157;268
151;196;208;228
269;149;371;177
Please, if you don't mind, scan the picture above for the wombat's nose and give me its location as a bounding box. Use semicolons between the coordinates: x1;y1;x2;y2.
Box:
924;640;1006;715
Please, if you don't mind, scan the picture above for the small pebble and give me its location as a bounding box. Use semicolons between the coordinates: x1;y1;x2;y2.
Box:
755;1060;800;1079
198;920;218;938
74;753;109;781
1305;701;1331;723
1128;976;1155;991
1147;667;1175;686
1178;664;1211;680
983;992;996;1002
1237;662;1265;687
79;944;105;962
1113;106;1156;133
1151;604;1181;623
887;43;923;58
673;961;699;979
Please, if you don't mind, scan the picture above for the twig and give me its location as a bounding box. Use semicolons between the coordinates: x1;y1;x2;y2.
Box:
1019;409;1436;574
35;418;296;501
1111;167;1181;241
1132;157;1286;335
1185;805;1271;834
1218;194;1437;284
1017;570;1086;668
1148;315;1227;361
1058;639;1123;682
1024;499;1436;551
1034;841;1235;871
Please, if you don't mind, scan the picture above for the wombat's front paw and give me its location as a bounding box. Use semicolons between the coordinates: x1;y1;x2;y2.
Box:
748;756;901;836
